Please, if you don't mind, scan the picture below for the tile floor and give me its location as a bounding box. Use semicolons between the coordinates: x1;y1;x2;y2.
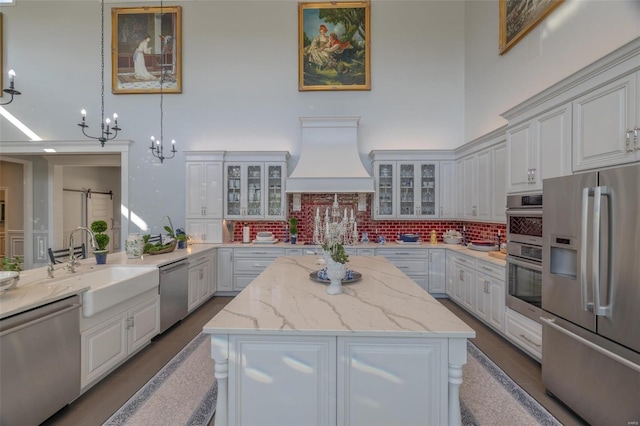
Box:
45;296;587;426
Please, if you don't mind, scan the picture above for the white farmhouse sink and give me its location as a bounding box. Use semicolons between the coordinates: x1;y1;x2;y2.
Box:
76;266;159;317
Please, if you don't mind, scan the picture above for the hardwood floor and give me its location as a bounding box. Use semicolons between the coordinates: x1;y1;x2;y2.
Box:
439;298;587;426
46;296;586;426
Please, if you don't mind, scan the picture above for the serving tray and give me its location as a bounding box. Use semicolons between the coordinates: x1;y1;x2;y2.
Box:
395;240;423;245
309;270;362;284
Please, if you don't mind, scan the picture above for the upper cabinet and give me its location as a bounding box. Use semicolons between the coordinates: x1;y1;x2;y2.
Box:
506;103;571;193
573;72;640;171
185;152;225;244
369;151;455;220
503;38;640;184
223;152;289;221
455;128;507;223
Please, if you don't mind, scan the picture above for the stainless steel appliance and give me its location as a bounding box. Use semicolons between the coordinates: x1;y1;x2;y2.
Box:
506;193;544;322
541;164;640;425
1;295;81;425
159;259;189;333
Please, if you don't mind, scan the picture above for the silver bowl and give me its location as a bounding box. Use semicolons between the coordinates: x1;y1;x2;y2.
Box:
0;271;20;291
443;236;462;244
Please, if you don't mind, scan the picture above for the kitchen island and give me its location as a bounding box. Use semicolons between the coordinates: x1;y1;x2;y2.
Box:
203;255;475;426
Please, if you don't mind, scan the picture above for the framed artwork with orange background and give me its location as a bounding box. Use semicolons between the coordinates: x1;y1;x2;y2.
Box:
299;1;371;91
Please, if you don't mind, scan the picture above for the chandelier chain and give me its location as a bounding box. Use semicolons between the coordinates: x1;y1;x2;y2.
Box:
100;0;105;127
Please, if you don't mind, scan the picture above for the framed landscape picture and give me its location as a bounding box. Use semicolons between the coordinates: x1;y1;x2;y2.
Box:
499;0;563;55
111;6;182;94
299;1;371;91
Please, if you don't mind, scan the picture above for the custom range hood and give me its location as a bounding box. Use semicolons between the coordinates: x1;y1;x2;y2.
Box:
285;116;374;193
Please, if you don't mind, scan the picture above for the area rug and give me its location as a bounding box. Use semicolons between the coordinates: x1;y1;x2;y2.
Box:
104;334;560;426
102;333;217;426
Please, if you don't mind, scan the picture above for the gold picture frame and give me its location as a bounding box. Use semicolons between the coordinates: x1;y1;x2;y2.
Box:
298;1;371;91
112;6;182;94
499;0;563;55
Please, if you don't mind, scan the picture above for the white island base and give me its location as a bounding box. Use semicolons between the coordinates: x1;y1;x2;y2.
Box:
204;256;475;426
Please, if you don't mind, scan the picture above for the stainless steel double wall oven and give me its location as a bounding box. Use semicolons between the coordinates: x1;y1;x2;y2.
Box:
505;193;543;323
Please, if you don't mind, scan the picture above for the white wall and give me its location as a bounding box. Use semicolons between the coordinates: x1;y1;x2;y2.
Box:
1;0;639;233
0;0;465;230
464;0;640;141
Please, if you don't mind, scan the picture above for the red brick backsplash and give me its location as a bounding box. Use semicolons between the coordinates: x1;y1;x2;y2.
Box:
233;193;506;245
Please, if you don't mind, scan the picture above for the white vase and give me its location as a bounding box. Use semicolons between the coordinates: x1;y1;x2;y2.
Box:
125;233;144;259
325;259;347;295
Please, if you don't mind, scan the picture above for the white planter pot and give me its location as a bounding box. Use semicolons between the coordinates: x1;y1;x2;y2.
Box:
325;259;347;295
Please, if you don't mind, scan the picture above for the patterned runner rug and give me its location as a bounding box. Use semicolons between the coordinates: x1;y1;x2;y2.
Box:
103;334;559;426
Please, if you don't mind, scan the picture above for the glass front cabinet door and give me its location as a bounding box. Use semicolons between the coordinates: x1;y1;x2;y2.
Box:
373;162;395;219
224;161;287;221
419;163;438;217
225;164;242;218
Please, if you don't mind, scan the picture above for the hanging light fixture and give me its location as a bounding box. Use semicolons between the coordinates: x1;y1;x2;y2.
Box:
1;69;21;106
149;0;177;163
77;0;121;147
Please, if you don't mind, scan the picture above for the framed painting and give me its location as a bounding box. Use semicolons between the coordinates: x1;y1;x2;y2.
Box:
499;0;563;55
299;1;370;91
111;6;182;94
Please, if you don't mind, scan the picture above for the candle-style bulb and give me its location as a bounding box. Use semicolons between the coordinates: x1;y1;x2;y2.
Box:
8;69;15;85
113;113;118;123
105;118;111;125
81;109;87;117
171;139;176;145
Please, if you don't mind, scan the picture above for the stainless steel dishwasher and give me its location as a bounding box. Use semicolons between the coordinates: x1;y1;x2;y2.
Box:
0;295;81;425
159;258;189;333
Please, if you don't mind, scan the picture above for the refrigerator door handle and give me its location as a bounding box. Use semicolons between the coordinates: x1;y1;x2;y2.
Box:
592;186;612;317
540;317;640;373
581;187;593;312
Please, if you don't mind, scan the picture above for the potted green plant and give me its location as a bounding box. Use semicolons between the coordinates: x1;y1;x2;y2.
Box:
90;220;110;264
289;217;299;244
321;241;349;295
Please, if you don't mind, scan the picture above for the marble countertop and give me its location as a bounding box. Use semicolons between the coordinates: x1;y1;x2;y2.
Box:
0;245;216;320
203;255;476;338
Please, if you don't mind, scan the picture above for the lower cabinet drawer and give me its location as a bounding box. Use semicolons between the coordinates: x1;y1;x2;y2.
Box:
234;274;258;291
388;259;428;275
476;260;505;281
234;258;275;274
505;310;542;360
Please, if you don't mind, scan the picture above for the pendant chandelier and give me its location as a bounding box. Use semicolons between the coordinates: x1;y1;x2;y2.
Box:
1;70;21;106
77;0;121;147
149;0;177;163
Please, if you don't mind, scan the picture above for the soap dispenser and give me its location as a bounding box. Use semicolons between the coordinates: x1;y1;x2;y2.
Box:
430;230;438;245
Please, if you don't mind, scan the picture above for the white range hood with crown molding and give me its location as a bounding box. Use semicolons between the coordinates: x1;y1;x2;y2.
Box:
285;116;374;193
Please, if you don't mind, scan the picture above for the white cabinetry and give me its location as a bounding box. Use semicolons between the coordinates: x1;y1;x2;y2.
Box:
369;151;455;220
439;160;456;218
506;103;571;193
475;260;505;333
225;334;449;426
233;247;286;291
228;335;336;426
223;152;289;221
505;308;542;361
491;142;507;222
376;248;429;291
454;129;506;223
428;249;446;294
337;337;447;426
80;290;159;390
573;72;640;171
185;152;224;243
188;252;212;312
216;248;234;293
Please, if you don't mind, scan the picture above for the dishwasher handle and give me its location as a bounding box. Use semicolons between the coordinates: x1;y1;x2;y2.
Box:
160;260;188;274
0;303;81;337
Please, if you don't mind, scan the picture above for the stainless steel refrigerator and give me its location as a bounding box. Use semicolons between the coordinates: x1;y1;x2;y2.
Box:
542;164;640;425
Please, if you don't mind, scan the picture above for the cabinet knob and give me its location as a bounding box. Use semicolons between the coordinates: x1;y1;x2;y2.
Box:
635;128;639;151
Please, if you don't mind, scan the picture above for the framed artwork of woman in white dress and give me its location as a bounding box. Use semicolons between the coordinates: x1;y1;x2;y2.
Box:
111;6;182;94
